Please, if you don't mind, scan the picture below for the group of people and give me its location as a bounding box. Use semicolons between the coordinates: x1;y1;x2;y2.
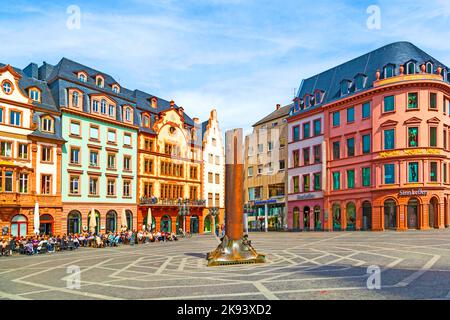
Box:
0;228;182;257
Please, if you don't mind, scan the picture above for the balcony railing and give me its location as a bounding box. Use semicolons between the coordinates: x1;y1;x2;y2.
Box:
139;197;206;207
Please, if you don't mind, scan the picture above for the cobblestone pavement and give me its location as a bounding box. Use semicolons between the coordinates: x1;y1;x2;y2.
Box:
1;230;450;300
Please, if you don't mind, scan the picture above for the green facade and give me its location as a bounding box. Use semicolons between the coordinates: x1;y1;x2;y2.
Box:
61;112;138;204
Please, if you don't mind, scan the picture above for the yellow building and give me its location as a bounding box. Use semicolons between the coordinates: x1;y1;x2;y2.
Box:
244;104;291;231
137;100;205;234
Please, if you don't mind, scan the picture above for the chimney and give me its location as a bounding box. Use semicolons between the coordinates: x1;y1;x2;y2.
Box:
23;63;38;79
193;117;200;123
38;62;55;81
170;100;175;108
276;104;281;110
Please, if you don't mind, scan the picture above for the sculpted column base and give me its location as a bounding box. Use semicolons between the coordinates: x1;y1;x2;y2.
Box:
206;235;266;266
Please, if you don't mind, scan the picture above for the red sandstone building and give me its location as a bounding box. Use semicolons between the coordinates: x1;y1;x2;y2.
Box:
288;42;450;231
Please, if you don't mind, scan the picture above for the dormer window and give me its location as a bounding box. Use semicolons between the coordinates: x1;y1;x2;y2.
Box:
93;100;99;113
125;108;131;122
340;80;350;96
41;116;54;133
406;61;416;75
2;80;13;94
108;104;115;117
72;91;79;108
142;114;150;128
100;99;107;114
426;62;433;74
112;84;120;94
96;76;104;88
29;88;41;102
151;98;158;109
384;64;395;78
78;72;87;83
304;95;311;108
355;74;367;91
314;91;323;105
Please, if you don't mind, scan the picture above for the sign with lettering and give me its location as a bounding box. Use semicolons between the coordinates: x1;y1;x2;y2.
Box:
398;189;428;197
379;148;440;158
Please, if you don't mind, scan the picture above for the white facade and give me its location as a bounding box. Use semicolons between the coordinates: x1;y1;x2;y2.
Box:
202;109;225;209
287;113;326;201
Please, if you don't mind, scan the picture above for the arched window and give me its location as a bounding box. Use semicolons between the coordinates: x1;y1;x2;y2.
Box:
29;88;41;102
72;91;79;108
96;76;104;88
340;80;350;96
426;62;433;74
93;100;99;113
314;91;322;105
406;62;416;75
41;116;54;133
39;214;54;235
126;210;133;230
384;199;397;230
407;198;419;229
112;84;120;94
346;202;356;231
332;204;341;231
11;215;27;237
303;206;310;230
125;108;131;122
100;99;107;114
106;210;117;233
67;210;81;234
304;95;311;108
384;65;395;78
79;73;87;83
142;114;150;128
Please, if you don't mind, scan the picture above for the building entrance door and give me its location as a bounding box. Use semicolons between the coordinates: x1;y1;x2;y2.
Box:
407;198;419;229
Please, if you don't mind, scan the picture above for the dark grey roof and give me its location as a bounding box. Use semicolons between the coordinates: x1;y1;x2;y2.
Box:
253;104;292;127
45;58;197;130
0;63;63;141
294;41;449;115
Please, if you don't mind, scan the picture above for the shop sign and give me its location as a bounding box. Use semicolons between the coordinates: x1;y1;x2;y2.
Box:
254;199;277;205
379;148;440;158
296;193;316;200
398;189;428;197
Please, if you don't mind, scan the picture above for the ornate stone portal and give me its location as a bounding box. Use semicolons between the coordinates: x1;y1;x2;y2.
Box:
207;129;265;266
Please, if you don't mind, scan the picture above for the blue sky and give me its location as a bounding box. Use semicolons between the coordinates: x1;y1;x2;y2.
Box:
1;0;450;133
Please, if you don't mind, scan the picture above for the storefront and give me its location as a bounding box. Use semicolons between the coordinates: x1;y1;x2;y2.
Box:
247;199;286;231
288;196;324;231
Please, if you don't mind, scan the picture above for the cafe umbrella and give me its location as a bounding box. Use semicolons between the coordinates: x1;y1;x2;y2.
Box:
33;202;40;235
89;208;97;233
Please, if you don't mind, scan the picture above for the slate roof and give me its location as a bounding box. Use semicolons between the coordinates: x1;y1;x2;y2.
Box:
45;57;197;129
294;41;450;115
253;104;292;127
0;63;63;141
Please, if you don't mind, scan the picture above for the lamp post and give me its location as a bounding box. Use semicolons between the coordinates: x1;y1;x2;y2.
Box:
178;200;190;235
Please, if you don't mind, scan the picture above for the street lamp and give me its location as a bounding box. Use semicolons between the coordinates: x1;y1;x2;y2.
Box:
178;200;190;235
209;207;220;236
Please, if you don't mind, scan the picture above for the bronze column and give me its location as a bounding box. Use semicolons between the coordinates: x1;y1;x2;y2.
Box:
207;128;265;266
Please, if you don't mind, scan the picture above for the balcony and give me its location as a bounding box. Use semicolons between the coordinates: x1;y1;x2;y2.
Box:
139;197;206;207
0;193;61;207
374;73;444;88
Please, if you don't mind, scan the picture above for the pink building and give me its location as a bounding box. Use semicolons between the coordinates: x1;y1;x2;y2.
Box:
288;42;450;231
